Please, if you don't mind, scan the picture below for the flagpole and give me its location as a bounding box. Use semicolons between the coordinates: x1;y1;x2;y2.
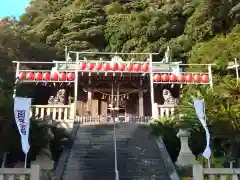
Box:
24;101;32;168
13;63;31;169
24;154;27;168
193;99;212;168
203;102;211;168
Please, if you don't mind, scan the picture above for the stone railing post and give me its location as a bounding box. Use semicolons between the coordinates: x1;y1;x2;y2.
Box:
69;103;75;120
30;164;41;180
152;103;159;119
176;129;196;167
31;154;54;180
192;163;204;180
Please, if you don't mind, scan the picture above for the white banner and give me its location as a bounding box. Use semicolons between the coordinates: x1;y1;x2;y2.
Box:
193;99;211;159
14;97;31;155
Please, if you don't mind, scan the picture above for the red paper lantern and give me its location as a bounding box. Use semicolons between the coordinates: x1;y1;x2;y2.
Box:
134;64;141;71
43;73;50;80
154;74;161;81
104;63;110;71
119;64;125;71
127;64;133;71
87;63;95;70
67;72;75;81
186;74;193;82
35;73;42;80
161;74;169;82
96;63;103;70
51;72;58;80
142;64;149;72
79;62;86;70
59;73;67;81
178;74;185;82
26;72;34;80
19;72;26;80
111;63;118;71
170;74;177;82
194;74;201;83
202;74;209;83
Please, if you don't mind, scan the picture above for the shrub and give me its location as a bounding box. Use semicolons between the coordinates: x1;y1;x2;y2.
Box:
151;117;180;162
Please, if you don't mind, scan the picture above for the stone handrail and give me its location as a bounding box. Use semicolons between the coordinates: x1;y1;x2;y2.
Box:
127;116;152;123
0;165;40;180
77;116;101;124
76;116;153;125
31;105;72;120
193;163;240;180
156;138;180;180
157;104;176;117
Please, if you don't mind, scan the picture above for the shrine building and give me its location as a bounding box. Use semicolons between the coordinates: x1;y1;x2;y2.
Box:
14;48;213;127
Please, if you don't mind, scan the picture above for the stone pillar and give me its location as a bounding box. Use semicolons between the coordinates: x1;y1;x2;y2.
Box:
87;89;92;115
69;103;75;120
176;129;196;167
152;103;159;119
115;84;120;122
138;90;144;117
31;154;54;179
31;120;54;179
100;100;108;122
87;78;92;115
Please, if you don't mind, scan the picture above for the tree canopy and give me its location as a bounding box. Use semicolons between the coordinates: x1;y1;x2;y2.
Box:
0;0;239;63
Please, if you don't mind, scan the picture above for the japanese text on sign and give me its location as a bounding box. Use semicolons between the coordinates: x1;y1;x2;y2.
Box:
16;110;27;135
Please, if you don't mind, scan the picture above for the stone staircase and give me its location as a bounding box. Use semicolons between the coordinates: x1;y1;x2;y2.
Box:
61;123;173;180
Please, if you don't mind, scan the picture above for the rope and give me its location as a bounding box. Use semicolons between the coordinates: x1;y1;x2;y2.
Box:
95;88;140;97
92;83;150;97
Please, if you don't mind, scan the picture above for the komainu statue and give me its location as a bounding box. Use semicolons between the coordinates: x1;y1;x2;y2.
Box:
162;89;179;105
48;89;65;105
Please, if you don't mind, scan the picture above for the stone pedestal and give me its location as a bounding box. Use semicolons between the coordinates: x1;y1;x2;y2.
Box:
176;129;196;167
31;154;54;179
31;154;54;170
152;103;159;119
69;103;75;120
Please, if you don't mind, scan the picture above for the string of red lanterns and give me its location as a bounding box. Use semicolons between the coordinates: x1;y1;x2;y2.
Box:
153;73;209;83
19;72;209;83
17;63;209;84
79;62;149;72
18;72;75;81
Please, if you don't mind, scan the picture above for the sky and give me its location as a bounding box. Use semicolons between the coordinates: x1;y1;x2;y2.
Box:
0;0;30;19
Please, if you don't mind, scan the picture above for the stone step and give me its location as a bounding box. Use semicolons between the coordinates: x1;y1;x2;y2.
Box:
62;124;172;180
118;175;168;180
65;166;115;171
62;170;115;180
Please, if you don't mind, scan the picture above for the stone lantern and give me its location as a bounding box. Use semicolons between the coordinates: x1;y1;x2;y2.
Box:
175;114;196;167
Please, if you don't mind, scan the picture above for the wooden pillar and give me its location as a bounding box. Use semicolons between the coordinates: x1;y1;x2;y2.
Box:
87;77;92;115
116;84;120;121
73;60;79;120
138;90;144;117
149;53;155;117
138;79;144;117
101;101;108;116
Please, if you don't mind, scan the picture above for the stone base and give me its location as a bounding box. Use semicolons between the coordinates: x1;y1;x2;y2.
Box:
175;153;197;167
175;165;192;177
31;155;54;170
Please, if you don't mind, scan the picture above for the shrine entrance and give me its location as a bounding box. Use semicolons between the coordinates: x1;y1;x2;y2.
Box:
12;47;214;125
